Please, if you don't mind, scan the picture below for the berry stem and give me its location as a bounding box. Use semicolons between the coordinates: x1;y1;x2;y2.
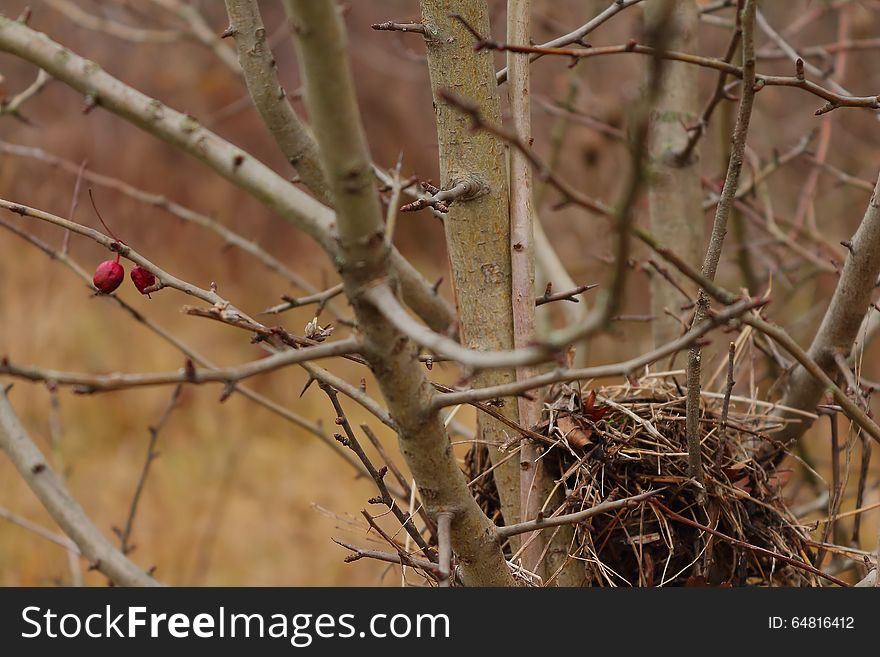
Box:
88;188;124;244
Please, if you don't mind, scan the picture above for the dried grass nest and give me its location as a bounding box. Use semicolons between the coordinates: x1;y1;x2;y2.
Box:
466;379;823;587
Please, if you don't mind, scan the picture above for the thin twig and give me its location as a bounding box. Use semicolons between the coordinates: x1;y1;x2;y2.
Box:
498;490;661;540
719;342;737;446
319;383;433;560
115;385;182;555
686;0;757;487
260;283;345;316
815;407;842;569
0;389;160;586
333;539;440;573
0;215;366;476
484;38;880;115
1;338;361;393
0;68;50;122
0;140;351;321
495;0;647;84
431;298;764;407
0;505;79;554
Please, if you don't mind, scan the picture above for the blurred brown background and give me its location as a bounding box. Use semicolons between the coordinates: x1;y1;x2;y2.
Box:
1;0;878;585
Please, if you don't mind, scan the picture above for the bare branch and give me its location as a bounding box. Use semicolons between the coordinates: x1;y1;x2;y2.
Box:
261;283;346;316
0;68;50;121
0;17;455;333
45;0;181;44
224;0;330;202
364;283;555;369
150;0;240;72
506;0;553;579
495;0;647;84
0;140;350;319
321;384;428;554
674;24;741;165
0;338;360;393
333;540;440;574
641;235;880;448
498;490;660;540
116;385;182;555
431;298;764;408
1;196;249;308
686;0;757;486
0;215;365;475
287;0;515;586
719;342;736;446
768;168;880;452
0;388;160;586
486;38;880;115
0;505;79;554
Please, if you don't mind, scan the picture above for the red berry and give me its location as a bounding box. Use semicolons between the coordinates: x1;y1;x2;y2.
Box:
93;260;124;294
130;265;157;295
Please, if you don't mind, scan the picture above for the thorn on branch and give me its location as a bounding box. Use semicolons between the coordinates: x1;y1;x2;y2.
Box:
219;382;235;403
299;377;316;397
184;359;196;382
82;94;98;114
815;101;839;116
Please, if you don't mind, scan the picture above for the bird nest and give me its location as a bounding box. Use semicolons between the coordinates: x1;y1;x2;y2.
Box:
466;379;823;587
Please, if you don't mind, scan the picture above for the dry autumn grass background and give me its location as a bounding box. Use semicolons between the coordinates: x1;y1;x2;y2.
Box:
1;0;879;585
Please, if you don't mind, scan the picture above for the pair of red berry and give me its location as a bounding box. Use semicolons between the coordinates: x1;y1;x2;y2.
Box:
88;189;156;295
93;257;155;295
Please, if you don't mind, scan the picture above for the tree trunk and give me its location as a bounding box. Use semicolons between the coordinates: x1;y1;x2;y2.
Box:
645;0;704;347
420;1;523;533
